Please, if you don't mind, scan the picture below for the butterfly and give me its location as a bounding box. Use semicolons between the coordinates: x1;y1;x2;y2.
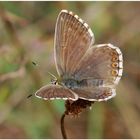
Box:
35;10;123;102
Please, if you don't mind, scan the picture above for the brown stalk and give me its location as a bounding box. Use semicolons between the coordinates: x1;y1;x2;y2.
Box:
60;113;67;139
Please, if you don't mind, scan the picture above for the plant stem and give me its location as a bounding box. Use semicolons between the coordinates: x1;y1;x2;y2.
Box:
61;113;67;139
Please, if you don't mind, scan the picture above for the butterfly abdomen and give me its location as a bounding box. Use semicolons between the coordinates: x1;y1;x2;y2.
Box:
79;79;104;87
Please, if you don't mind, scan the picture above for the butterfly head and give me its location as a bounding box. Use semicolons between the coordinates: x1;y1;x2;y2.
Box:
50;78;58;85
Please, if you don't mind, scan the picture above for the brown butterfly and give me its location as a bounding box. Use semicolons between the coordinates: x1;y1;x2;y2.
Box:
35;10;123;103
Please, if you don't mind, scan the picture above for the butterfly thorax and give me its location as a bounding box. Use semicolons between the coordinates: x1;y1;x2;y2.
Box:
61;79;78;89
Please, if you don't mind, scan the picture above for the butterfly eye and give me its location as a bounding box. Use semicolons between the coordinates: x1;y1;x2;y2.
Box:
51;79;57;85
111;69;118;76
111;62;118;68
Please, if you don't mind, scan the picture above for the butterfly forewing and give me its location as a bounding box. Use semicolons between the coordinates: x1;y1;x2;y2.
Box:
35;84;78;101
54;10;94;78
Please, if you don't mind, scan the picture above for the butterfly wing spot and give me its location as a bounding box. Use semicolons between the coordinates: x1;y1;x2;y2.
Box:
95;89;116;101
110;51;118;56
111;62;118;68
96;93;111;101
112;56;119;62
111;69;118;76
107;44;123;85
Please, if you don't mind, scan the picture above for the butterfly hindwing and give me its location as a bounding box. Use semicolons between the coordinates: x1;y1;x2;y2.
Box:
74;44;123;86
71;44;123;101
73;87;116;101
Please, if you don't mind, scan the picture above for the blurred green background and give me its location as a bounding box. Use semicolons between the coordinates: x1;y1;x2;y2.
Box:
0;1;140;139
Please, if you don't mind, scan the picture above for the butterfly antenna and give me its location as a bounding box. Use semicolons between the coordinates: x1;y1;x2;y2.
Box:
27;94;33;99
47;72;57;80
32;61;39;66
